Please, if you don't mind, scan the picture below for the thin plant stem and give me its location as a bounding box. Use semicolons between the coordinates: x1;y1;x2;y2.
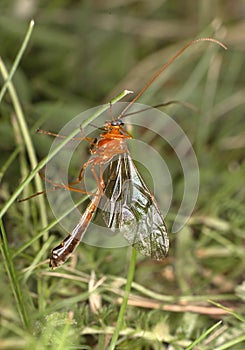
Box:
0;220;30;329
22;236;55;283
208;300;245;323
0;146;21;183
0;58;48;237
186;320;222;350
213;334;245;350
108;248;137;350
0;20;34;104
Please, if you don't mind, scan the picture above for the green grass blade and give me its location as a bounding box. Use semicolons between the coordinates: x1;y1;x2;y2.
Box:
208;299;245;323
185;320;222;350
108;248;137;350
0;20;34;104
0;220;30;329
0;146;21;183
213;334;245;350
0;57;48;235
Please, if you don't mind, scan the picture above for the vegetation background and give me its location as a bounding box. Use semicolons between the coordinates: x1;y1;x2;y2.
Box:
0;1;244;349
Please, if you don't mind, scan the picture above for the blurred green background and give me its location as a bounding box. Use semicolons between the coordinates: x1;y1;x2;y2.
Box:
0;1;245;349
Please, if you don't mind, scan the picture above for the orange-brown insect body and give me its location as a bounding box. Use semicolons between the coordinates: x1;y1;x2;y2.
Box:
50;120;134;268
50;190;100;268
90;121;131;165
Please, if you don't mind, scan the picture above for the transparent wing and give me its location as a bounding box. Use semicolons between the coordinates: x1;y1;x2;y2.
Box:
101;153;169;260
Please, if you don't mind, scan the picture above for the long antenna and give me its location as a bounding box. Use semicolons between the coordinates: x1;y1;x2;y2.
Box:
118;38;227;119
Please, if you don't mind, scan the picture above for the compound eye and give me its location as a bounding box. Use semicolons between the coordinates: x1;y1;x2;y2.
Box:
111;119;124;127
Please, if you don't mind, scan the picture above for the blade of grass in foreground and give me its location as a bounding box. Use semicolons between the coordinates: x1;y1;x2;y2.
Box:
0;20;34;104
0;220;30;329
208;299;245;323
0;58;49;237
185;320;222;350
108;248;137;350
213;334;245;350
